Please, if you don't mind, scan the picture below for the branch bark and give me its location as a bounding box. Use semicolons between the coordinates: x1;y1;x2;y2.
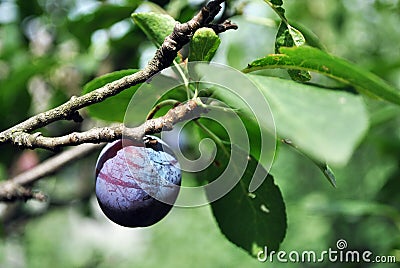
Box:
12;99;206;150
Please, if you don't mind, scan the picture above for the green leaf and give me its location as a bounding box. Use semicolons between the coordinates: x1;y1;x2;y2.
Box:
131;12;177;47
82;69;140;122
265;0;311;82
245;75;368;165
270;0;311;83
244;46;400;106
283;139;337;187
289;21;327;51
275;22;311;82
189;28;221;62
67;4;139;48
196;84;276;178
203;144;286;257
288;25;306;47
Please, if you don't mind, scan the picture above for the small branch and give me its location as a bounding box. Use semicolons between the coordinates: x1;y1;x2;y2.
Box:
0;143;102;202
0;0;235;148
207;20;239;33
8;100;207;151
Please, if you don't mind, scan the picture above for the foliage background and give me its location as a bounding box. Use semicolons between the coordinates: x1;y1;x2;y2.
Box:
0;0;399;267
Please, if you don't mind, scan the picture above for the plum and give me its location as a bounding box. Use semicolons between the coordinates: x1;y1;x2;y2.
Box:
95;136;181;227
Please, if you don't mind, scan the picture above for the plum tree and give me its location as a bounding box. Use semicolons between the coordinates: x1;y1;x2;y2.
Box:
95;136;181;227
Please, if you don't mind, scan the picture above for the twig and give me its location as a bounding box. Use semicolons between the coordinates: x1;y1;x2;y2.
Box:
207;20;238;33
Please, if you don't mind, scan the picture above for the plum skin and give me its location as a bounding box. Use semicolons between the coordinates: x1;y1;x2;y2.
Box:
95;136;181;227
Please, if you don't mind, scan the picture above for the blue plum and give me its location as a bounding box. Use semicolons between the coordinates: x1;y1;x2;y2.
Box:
95;136;181;227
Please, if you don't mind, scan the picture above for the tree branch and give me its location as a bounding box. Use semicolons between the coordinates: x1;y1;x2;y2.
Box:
0;99;206;201
12;99;206;150
0;0;235;147
0;143;102;202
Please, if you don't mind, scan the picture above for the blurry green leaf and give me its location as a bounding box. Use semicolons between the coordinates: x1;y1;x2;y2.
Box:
310;200;400;224
131;12;176;47
82;69;140;122
0;24;24;58
244;46;400;106
189;28;221;62
209;71;368;165
67;4;139;48
0;57;55;129
246;75;369;165
203;144;286;257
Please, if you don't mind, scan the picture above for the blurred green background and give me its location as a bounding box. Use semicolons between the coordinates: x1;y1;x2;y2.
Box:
0;0;399;267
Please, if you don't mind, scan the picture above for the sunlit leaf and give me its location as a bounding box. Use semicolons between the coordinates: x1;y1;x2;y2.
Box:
131;12;176;47
189;28;221;62
244;46;400;106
